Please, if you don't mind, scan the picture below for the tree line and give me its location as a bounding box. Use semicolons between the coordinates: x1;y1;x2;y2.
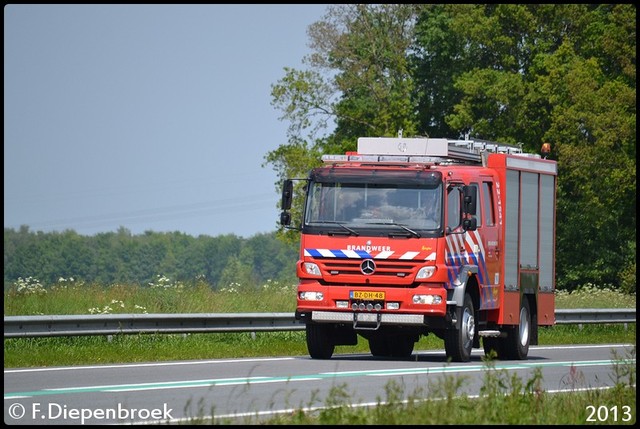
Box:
264;4;635;294
3;226;299;290
4;5;635;295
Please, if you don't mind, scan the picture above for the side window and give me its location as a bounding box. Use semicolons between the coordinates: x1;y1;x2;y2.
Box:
447;187;461;230
482;182;495;226
309;183;337;222
306;183;323;222
469;183;481;227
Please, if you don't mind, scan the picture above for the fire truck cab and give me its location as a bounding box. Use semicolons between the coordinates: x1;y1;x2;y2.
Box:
281;137;557;362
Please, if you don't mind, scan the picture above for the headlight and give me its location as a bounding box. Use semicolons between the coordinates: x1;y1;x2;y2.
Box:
416;266;436;279
303;262;321;276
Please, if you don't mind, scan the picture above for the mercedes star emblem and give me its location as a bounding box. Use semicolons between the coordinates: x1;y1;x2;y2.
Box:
360;259;376;275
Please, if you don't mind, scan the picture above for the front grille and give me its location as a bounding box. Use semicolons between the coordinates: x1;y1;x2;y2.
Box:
318;258;418;280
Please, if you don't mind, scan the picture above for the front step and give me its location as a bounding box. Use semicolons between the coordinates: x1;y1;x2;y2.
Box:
478;330;502;337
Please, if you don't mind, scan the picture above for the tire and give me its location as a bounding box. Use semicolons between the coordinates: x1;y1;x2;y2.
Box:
306;323;335;359
388;334;415;358
444;293;475;362
368;336;390;357
483;337;500;359
483;336;508;360
369;334;415;358
504;298;531;360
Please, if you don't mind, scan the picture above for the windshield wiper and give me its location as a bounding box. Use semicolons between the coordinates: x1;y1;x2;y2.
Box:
310;221;359;236
363;221;421;238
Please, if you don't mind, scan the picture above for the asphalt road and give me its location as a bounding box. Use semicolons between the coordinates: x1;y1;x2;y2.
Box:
4;343;635;425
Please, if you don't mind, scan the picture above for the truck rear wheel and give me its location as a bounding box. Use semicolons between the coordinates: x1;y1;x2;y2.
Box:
368;336;390;357
306;323;335;359
388;335;415;358
483;337;507;359
504;299;531;360
369;334;415;358
444;293;475;362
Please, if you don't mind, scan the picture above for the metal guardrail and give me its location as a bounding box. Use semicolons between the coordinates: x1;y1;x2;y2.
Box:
3;309;635;338
554;308;636;325
3;313;303;338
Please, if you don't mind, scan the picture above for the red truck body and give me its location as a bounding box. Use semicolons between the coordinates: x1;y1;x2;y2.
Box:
281;137;557;361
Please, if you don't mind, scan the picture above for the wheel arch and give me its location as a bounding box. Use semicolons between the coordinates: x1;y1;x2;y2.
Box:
449;264;480;309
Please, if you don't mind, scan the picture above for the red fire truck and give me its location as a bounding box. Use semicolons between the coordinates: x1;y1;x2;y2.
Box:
280;136;557;362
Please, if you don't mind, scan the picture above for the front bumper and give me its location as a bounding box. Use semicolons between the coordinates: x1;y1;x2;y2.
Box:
310;310;425;325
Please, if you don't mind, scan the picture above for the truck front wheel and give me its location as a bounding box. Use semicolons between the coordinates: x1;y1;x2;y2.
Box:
444;293;475;362
306;323;335;359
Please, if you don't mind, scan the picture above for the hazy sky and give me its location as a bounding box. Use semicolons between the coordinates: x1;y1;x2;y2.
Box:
4;4;329;238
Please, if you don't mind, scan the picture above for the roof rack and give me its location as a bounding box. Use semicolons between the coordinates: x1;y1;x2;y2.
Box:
445;138;529;163
346;137;539;165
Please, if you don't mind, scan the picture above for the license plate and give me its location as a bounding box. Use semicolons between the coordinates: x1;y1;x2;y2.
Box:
350;290;385;300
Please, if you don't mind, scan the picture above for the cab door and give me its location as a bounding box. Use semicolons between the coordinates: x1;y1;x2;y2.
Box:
475;178;501;309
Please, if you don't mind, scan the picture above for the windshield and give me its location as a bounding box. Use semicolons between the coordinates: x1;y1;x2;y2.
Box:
304;182;442;232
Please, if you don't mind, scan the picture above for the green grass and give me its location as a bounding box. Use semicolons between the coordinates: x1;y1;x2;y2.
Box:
3;278;297;316
554;283;636;309
3;324;635;368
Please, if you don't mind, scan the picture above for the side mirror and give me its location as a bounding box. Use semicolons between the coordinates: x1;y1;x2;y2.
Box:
281;179;293;211
462;185;476;216
462;217;477;231
280;211;291;227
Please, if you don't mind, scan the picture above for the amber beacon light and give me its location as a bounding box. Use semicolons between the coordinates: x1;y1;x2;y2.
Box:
541;142;551;159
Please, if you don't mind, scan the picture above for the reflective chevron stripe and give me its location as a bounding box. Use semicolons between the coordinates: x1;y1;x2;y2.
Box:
304;249;436;260
445;231;488;289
